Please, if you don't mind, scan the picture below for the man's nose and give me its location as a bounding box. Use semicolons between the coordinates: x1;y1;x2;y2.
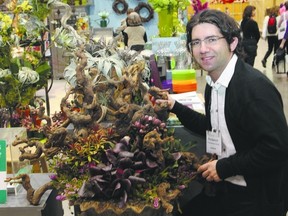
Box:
199;41;209;52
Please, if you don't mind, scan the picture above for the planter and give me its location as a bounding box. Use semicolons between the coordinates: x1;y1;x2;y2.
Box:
100;18;109;28
157;9;174;37
78;201;173;216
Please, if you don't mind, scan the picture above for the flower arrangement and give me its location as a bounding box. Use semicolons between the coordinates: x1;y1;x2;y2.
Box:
7;1;212;214
0;0;51;122
147;0;191;12
49;114;200;213
76;16;89;31
44;26;204;213
98;10;109;19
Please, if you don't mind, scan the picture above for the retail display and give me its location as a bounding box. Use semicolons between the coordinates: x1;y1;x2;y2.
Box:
0;1;215;214
1;0;277;215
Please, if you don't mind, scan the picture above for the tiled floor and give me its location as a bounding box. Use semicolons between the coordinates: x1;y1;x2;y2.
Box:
36;37;288;215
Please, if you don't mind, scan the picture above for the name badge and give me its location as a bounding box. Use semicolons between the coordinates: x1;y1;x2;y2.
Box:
206;130;222;156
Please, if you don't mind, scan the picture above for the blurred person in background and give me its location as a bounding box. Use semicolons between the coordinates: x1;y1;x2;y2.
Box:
278;1;288;53
114;8;134;43
240;5;260;66
123;12;147;52
261;6;280;68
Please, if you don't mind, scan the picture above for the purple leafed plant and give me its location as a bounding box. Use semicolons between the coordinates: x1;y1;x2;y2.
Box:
191;0;209;14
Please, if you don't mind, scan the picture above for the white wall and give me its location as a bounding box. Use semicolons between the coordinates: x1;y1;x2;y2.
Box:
89;0;159;40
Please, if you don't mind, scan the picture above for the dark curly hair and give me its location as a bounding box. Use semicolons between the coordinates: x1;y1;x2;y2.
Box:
186;9;243;57
242;5;256;19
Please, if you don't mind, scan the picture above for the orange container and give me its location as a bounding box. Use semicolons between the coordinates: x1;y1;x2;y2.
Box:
172;80;197;93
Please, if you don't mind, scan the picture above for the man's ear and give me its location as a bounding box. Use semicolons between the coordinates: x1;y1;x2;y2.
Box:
230;37;238;52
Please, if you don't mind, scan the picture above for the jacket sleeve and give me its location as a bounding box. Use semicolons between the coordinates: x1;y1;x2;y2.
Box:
171;100;207;136
123;31;128;46
254;21;261;42
278;13;284;27
143;32;148;43
262;16;268;39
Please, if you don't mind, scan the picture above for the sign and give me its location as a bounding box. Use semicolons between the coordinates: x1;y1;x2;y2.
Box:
0;139;7;203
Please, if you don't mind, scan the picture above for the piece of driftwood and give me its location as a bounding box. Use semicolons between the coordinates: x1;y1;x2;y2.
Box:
5;174;53;205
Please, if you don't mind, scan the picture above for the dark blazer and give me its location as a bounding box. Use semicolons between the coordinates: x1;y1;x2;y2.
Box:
171;58;288;216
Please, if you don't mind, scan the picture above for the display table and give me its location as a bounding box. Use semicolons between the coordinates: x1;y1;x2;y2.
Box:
0;173;63;216
172;126;206;206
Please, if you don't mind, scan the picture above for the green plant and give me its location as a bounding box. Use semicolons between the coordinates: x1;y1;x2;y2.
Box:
0;0;51;109
148;0;191;12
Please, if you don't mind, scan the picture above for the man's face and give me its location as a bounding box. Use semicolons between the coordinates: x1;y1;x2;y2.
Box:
190;23;236;77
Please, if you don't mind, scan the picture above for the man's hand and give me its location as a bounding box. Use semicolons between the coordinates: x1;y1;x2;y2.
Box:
154;93;176;110
197;160;221;182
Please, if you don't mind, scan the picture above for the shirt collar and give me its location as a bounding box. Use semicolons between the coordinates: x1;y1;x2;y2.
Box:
206;54;238;89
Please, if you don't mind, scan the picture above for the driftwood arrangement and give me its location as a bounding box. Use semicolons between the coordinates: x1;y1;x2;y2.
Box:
11;45;170;162
4;1;213;214
7;44;180;209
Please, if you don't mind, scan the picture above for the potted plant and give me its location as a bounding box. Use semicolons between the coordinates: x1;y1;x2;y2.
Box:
97;11;110;28
0;0;51;127
148;0;191;37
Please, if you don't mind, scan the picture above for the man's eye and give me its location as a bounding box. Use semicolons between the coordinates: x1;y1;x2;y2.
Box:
192;41;200;46
207;37;217;43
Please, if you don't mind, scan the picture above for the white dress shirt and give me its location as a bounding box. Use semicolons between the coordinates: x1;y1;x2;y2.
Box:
206;54;247;186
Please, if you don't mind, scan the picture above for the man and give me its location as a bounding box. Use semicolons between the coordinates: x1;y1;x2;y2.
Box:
158;9;288;216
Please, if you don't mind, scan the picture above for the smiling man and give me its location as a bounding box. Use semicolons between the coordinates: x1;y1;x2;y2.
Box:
158;9;288;216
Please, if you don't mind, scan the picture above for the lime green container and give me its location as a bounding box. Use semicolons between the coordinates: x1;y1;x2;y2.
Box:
172;69;196;80
158;9;174;37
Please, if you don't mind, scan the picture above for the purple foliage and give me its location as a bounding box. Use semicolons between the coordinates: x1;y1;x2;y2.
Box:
192;0;209;14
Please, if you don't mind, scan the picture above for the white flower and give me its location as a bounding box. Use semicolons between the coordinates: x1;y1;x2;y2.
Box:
11;46;24;58
18;67;39;84
98;11;109;19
